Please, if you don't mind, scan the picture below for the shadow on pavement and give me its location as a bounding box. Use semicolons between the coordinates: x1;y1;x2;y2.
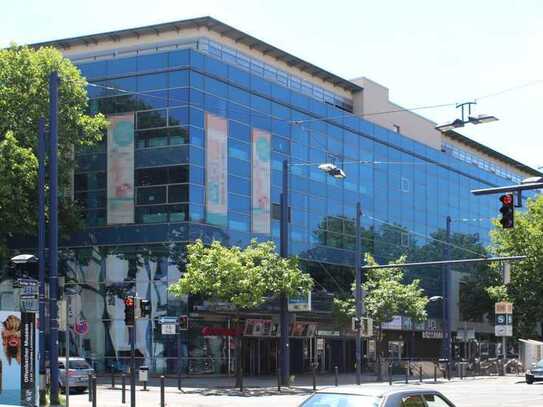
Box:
182;387;313;397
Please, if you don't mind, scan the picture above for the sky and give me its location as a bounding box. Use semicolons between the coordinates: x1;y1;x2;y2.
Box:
2;0;542;171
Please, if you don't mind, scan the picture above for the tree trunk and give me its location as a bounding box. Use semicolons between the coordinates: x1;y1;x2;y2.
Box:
234;313;243;388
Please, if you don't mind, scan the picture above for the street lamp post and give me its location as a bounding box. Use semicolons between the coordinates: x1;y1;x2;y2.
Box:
279;160;345;385
354;202;363;385
442;216;452;376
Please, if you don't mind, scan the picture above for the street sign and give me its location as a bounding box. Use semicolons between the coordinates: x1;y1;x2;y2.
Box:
495;325;513;337
161;323;177;335
495;314;507;325
495;302;513;314
288;292;311;312
74;319;89;336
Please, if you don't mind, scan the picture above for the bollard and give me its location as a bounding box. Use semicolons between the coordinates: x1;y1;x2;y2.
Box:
312;365;317;391
160;375;165;407
419;365;423;383
434;364;437;383
460;363;463;380
277;368;281;392
92;375;97;407
143;379;147;391
111;371;116;389
447;362;451;381
88;374;93;402
240;367;244;392
388;364;392;386
405;363;409;384
334;366;339;386
177;366;182;391
122;374;126;404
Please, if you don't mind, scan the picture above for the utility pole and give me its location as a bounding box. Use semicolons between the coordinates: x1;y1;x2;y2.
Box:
355;202;363;385
48;71;60;406
37;116;47;403
442;216;452;375
279;159;290;386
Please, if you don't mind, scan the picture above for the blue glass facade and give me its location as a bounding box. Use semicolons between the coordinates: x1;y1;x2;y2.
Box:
49;43;531;374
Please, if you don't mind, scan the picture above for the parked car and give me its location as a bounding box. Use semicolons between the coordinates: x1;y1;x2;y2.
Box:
525;359;543;384
58;357;94;393
299;386;456;407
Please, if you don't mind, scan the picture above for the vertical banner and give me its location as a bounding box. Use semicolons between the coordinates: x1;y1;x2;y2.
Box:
0;311;22;406
107;113;135;224
205;113;228;226
251;129;271;234
21;313;35;407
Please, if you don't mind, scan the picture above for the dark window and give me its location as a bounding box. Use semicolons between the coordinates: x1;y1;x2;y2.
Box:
137;109;167;129
137;186;166;205
168;185;188;203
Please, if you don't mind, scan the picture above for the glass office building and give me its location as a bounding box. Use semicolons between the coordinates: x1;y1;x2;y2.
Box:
17;18;539;375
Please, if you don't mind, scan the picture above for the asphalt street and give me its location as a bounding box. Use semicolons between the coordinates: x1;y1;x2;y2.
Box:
68;375;543;407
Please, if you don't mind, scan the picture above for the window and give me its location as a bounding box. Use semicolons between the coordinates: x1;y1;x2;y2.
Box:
401;395;426;407
401;177;410;192
423;394;453;407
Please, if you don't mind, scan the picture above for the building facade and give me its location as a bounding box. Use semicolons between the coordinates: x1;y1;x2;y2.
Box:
14;17;539;375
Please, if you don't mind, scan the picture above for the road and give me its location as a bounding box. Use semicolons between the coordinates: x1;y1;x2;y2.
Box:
69;375;542;407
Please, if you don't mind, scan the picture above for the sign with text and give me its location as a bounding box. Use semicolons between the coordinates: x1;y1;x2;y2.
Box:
251;128;271;234
288;292;311;312
205;113;228;226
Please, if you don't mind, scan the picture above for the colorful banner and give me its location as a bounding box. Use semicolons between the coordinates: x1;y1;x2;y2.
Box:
205;113;228;226
107;114;135;224
251;129;271;234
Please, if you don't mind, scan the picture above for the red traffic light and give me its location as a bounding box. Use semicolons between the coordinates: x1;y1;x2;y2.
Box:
124;297;134;307
500;194;513;206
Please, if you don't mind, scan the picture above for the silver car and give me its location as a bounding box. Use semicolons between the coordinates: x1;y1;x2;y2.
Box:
299;386;456;407
58;357;94;393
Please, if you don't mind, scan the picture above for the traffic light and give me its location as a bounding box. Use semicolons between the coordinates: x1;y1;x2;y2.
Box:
124;296;135;326
499;194;514;228
178;315;189;331
140;299;151;318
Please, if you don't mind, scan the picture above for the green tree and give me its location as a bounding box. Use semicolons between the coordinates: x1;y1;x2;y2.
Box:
0;45;107;263
169;239;313;385
333;254;428;366
487;195;543;338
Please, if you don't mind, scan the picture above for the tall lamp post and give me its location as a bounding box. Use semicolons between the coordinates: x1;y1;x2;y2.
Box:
354;202;363;385
442;216;452;376
279;160;345;385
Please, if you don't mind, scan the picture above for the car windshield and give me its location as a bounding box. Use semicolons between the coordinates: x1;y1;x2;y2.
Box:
536;360;543;368
68;360;90;369
301;393;381;407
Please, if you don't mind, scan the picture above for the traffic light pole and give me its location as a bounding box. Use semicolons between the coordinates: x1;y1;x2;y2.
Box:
130;325;136;407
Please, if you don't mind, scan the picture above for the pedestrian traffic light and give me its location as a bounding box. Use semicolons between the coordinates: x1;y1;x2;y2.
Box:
124;296;135;326
499;194;514;228
140;299;151;318
178;315;189;331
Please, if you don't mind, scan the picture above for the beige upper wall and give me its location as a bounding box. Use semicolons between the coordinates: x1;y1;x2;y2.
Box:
351;77;443;150
351;77;532;178
58;25;352;100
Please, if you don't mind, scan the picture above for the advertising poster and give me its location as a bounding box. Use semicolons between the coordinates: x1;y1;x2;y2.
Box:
251;128;271;234
20;313;35;407
205;113;228;227
107;113;135;224
0;311;22;406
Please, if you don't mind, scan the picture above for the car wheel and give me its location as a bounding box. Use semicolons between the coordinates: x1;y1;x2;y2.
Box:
526;375;534;384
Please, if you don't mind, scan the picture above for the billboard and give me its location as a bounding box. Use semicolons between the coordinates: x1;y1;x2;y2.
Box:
205;113;228;227
0;311;37;407
107;114;135;224
251;129;271;234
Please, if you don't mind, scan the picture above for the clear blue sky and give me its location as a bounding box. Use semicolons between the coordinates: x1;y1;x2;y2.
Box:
2;0;542;170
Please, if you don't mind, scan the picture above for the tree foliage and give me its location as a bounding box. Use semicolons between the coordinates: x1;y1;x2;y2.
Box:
333;254;429;329
0;45;107;263
488;195;543;338
168;239;313;310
